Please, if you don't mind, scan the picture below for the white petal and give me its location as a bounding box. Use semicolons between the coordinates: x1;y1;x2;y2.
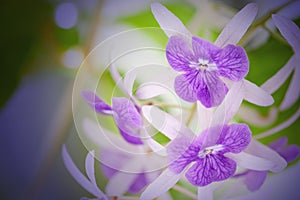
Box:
255;107;300;139
141;169;183;200
280;65;300;110
83;118;137;152
198;185;214;200
212;81;244;126
109;63;127;95
197;101;214;131
237;105;278;127
142;105;194;139
226;152;275;171
243;79;274;106
105;158;143;196
157;192;173;200
215;3;258;47
244;139;287;172
273;14;300;56
85;150;97;185
62;145;107;199
123;69;137;97
261;56;296;94
140;126;167;156
136;83;169;99
151;2;192;38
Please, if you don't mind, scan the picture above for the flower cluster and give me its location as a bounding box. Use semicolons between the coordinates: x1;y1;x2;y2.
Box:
63;2;300;200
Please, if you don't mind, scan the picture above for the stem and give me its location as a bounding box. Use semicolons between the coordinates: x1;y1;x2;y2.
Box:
263;25;289;45
238;0;297;46
186;103;197;126
172;185;197;200
153;102;190;110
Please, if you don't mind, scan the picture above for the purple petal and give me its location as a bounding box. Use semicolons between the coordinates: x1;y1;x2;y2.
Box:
197;71;228;108
128;173;148;194
244;170;268;192
167;136;199;173
217;124;251;154
212;45;249;81
277;144;300;163
215;3;258;47
185;154;236;186
166;36;195;72
112;97;143;144
81;91;112;115
192;36;220;59
269;137;288;151
118;128;143;145
174;73;198;102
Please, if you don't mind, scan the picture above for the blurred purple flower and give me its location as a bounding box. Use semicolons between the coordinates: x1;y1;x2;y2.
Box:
82;91;143;145
239;137;300;192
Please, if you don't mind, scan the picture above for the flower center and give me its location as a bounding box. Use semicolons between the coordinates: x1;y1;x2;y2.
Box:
198;144;224;158
189;58;216;71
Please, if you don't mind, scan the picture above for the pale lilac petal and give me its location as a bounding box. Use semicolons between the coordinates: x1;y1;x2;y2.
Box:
109;63;127;95
212;81;245;126
167;136;197;173
157;192;173;200
243;79;274;106
83;118;138;151
174;74;198;102
140;169;183;200
226;152;275;171
255;107;300;139
215;3;258;47
123;69;137;97
135;83;169;99
237;105;278;127
166;36;195;72
244;140;287;172
105;159;144;196
81;91;112;115
142;105;194;139
185;154;236;186
198;71;228;108
273;14;300;56
213;45;249;81
217;124;251;154
85;150;97;186
261;56;296;94
112;97;143;144
198;185;214;200
151;2;192;38
280;65;300;110
244;170;268;192
62;146;107;199
197;102;214;131
140;127;167;155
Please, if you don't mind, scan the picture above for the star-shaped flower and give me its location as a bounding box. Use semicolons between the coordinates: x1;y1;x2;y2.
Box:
151;2;260;108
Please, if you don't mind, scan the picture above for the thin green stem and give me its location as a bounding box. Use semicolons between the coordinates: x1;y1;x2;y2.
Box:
186;103;197;126
172;185;197;199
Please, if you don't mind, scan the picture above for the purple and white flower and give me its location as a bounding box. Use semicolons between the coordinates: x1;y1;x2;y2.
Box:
151;2;263;108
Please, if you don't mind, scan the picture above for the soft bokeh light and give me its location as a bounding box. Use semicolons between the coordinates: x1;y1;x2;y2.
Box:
62;48;84;68
55;2;78;29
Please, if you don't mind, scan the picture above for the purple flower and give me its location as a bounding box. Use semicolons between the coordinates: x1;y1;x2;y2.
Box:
166;35;249;107
168;123;251;186
81;91;143;145
242;137;300;191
